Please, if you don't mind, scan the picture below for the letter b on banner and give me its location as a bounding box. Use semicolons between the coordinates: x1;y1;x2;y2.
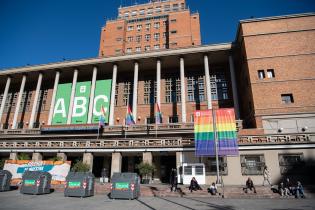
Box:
71;81;91;124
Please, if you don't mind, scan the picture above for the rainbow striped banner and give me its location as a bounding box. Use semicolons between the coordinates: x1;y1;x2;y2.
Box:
194;108;238;156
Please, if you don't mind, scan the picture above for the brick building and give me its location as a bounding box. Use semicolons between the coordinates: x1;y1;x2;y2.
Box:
99;0;201;56
0;1;314;185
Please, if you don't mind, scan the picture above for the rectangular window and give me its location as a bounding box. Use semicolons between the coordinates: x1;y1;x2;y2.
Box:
163;32;167;38
136;24;142;31
258;70;265;79
20;91;33;112
267;69;275;78
116;37;122;42
127;36;133;42
154;22;160;29
117;26;123;30
169;115;178;123
139;9;145;15
135;47;141;52
279;153;304;175
37;89;49;112
126;48;132;53
144;45;150;51
184;166;192;175
145;23;151;30
281;94;294;104
145;34;151;41
131;10;137;16
147;8;153;15
204;157;228;175
114;84;119;106
187;77;194;102
146;117;155;124
170;19;176;23
123;82;131;106
127;25;134;31
170;30;177;34
154;44;160;50
165;78;181;103
240;155;265;175
124;12;129;18
154;33;160;41
170;42;177;46
136;35;141;42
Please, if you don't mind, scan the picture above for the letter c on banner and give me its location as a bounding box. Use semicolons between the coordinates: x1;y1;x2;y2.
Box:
93;95;108;116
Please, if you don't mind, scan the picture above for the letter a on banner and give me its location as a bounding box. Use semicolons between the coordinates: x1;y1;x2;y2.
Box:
52;83;72;125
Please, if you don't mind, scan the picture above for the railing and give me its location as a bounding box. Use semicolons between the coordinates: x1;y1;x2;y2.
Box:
238;133;314;144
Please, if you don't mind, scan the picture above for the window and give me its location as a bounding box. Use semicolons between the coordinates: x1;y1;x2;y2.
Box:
162;43;167;49
139;9;145;15
163;20;167;26
170;19;176;23
187;76;205;102
165;78;181;103
169;115;178;123
145;34;151;41
170;30;177;34
187;77;194;102
124;12;129;18
136;35;141;42
145;23;151;30
114;84;119;106
144;45;150;51
127;36;133;42
240;155;265;175
115;49;121;54
258;70;265;79
163;32;167;38
281;94;294;104
147;8;153;15
37;89;49;112
123;82;131;106
136;24;142;31
170;42;177;46
154;33;160;41
164;4;170;12
184;166;192;175
146;117;155;124
154;44;160;50
117;26;123;30
127;25;134;31
154;22;160;29
20;91;32;112
279;153;304;175
131;10;137;16
135;47;141;52
267;69;275;78
116;37;122;42
195;166;204;175
143;80;156;104
204;157;228;175
155;6;161;13
126;48;132;53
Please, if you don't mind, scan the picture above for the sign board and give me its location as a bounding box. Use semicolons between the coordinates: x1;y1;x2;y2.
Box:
71;81;91;124
3;160;71;184
52;83;72;125
92;79;112;123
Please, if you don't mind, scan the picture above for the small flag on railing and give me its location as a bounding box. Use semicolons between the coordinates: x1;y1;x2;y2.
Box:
155;103;162;124
98;105;106;128
125;105;135;125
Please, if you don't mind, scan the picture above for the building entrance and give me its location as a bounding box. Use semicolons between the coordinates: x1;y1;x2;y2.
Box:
122;155;142;174
160;155;176;183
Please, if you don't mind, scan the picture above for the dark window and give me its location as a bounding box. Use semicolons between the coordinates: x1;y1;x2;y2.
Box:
170;30;177;34
117;26;123;30
170;19;176;23
205;157;228;175
258;70;265;79
267;69;275;78
241;155;265;175
279;153;304;175
281;94;294;104
169;115;178;123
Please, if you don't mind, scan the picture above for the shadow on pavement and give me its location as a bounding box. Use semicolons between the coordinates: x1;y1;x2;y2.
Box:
183;197;235;210
136;199;157;210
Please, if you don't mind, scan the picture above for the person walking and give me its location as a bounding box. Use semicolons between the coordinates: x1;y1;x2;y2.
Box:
169;168;178;192
262;166;272;186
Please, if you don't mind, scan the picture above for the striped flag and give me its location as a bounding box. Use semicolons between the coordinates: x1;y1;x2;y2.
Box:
125;105;135;125
155;103;162;124
194;108;238;156
98;105;106;128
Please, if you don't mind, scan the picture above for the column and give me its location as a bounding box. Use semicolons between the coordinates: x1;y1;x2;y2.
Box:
228;55;240;119
29;73;43;128
32;153;43;162
132;62;139;120
180;57;186;123
87;67;98;123
156;60;161;107
67;69;78;124
9;152;17;160
48;71;60;125
176;151;183;184
83;153;93;172
0;76;11;128
143;152;153;164
109;64;117;125
57;153;67;161
204;55;212;109
111;152;122;177
12;74;27;129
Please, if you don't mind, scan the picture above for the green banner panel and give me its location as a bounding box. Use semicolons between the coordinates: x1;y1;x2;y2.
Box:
52;83;72;125
71;81;91;124
92;79;112;123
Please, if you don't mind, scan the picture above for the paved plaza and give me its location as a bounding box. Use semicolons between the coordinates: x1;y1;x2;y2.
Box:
0;190;314;210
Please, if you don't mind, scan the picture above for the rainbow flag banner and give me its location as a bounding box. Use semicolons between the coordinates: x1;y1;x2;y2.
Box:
194;108;238;156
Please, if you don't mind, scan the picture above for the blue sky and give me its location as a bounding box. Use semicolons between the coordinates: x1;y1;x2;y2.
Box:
0;0;314;69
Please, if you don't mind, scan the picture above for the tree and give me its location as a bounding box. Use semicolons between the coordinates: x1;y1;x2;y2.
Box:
48;156;63;162
71;160;90;172
136;162;156;183
0;159;5;169
17;153;31;160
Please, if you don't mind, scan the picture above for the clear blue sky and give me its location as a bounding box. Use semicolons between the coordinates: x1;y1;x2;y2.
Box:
0;0;314;69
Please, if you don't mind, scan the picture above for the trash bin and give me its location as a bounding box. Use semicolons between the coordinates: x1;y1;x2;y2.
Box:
64;172;94;197
110;172;140;199
0;170;12;192
20;171;52;195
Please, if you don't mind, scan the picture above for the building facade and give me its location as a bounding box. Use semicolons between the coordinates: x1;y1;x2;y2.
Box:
99;0;201;57
0;2;314;185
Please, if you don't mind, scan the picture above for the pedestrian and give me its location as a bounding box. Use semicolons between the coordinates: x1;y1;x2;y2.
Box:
189;177;202;193
262;166;272;186
284;177;294;196
278;182;289;197
208;182;217;195
295;181;305;199
169;168;178;192
244;177;256;193
101;168;107;184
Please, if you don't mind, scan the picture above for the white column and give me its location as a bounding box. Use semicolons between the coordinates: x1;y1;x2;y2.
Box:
12;75;26;129
156;60;161;107
109;64;117;125
87;67;97;123
29;73;43;128
48;71;60;125
180;57;186;123
0;76;11;127
67;69;78;124
229;55;240;119
204;55;212;109
132;62;139;120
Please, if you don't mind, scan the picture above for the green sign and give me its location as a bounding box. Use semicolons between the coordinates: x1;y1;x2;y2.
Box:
115;182;129;189
24;179;35;186
71;81;91;124
92;80;112;123
68;181;81;188
52;83;72;125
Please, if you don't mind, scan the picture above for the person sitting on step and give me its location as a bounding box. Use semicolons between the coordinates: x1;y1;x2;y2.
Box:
189;177;202;193
295;181;305;199
243;177;256;193
208;182;218;195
